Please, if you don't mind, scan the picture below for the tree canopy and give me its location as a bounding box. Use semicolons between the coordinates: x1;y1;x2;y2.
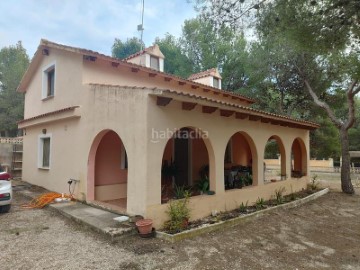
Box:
112;37;144;59
0;41;29;137
154;34;193;78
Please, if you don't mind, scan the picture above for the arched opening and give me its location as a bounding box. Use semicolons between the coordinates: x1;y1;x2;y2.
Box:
88;130;128;211
264;136;286;183
161;127;210;203
224;132;258;189
291;138;307;178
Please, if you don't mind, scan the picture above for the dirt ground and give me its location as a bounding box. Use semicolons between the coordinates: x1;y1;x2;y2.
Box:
1;185;360;269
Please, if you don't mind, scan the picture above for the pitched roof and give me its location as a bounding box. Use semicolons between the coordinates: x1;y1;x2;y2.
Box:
17;39;254;105
88;84;319;130
123;44;165;61
188;68;222;80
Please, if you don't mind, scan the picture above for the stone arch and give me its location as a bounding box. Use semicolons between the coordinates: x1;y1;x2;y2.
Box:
224;131;259;188
87;130;128;210
291;137;308;177
160;126;214;202
264;135;286;182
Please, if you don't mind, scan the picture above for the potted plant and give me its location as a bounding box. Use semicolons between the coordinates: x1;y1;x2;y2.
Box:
135;218;153;235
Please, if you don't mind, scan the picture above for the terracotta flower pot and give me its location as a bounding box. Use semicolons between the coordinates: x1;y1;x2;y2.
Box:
135;219;153;235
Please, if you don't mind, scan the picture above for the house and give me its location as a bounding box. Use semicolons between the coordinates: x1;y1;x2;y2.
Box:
17;39;318;228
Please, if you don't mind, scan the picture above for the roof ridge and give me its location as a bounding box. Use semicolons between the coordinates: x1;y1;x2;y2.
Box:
19;39;254;104
188;68;221;80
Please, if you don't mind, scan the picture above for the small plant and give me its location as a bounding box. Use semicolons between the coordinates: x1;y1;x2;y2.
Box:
308;174;319;190
255;197;265;210
239;200;248;213
274;187;286;204
196;176;209;194
164;194;191;233
174;184;191;199
246;174;253;186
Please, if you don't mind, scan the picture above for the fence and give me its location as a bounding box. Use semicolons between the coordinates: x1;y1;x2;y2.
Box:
0;137;23;144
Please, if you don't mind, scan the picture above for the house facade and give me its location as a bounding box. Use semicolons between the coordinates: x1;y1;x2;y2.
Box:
18;40;318;228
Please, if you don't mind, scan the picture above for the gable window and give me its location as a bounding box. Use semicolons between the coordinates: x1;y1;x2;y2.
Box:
38;134;51;169
213;77;219;88
42;62;56;99
47;68;55;97
150;55;159;70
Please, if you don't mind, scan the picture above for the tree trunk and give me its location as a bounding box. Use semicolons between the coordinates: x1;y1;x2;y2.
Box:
339;128;354;194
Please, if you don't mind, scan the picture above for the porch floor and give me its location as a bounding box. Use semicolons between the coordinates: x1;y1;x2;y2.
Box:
101;198;127;213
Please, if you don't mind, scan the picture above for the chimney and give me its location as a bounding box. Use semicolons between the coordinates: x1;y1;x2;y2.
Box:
188;68;222;89
123;44;165;72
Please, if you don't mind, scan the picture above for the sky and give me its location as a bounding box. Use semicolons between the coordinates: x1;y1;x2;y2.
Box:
0;0;197;58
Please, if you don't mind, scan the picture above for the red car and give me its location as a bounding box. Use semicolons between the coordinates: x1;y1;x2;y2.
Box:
0;166;11;180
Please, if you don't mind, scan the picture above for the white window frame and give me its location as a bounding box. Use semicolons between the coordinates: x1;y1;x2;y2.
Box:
38;133;52;169
150;55;160;70
42;61;56;99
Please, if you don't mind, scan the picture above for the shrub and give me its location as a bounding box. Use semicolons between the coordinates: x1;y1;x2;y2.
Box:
255;197;265;210
164;194;191;233
239;200;248;213
308;174;319;190
274;187;286;204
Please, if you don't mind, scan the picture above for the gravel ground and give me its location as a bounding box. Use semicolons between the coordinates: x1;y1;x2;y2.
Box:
1;188;360;270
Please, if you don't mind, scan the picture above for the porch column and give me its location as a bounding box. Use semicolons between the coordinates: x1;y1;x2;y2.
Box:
126;138;149;216
253;138;265;186
285;141;292;179
209;142;225;195
257;156;265;186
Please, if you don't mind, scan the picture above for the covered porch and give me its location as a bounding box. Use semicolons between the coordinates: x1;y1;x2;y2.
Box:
145;90;315;228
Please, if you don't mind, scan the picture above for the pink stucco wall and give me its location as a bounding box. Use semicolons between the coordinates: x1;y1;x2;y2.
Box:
192;137;209;181
232;132;252;166
95;131;127;186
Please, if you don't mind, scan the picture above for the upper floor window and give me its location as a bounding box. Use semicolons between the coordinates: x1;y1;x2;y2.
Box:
150;55;159;70
213;77;219;88
42;62;56;99
47;68;55;97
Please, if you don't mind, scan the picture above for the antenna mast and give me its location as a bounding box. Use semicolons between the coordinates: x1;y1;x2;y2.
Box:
137;0;145;50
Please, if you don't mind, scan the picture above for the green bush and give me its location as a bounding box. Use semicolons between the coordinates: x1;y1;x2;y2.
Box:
164;194;191;233
255;197;265;210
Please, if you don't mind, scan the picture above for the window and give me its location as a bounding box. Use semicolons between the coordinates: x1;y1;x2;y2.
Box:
213;77;219;88
47;68;55;97
42;62;56;99
38;134;51;169
150;56;159;70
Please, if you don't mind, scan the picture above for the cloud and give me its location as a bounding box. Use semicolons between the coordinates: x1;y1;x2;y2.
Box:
0;0;196;58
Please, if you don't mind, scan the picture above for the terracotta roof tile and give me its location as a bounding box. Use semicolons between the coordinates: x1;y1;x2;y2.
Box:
18;39;254;105
88;84;319;130
122;45;157;61
18;106;79;124
188;68;221;80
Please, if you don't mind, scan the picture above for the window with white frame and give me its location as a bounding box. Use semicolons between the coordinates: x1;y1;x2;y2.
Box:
150;55;160;70
38;134;51;169
213;77;220;88
42;62;56;99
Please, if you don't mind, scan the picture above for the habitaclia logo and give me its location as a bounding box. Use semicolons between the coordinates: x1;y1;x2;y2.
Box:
150;128;209;143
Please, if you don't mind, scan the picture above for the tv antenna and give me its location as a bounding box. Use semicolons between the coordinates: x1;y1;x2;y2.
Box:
137;0;145;50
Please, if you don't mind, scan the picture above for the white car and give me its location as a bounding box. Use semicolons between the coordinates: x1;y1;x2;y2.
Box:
0;180;12;213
